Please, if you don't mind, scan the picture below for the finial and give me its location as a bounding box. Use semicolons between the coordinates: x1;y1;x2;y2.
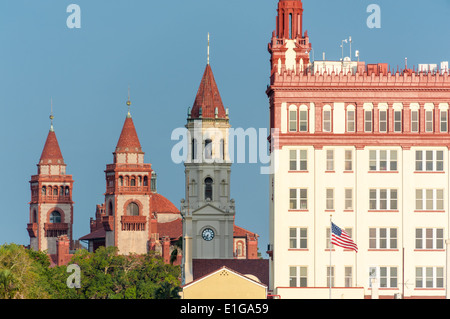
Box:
126;86;131;118
207;32;210;65
49;97;54;132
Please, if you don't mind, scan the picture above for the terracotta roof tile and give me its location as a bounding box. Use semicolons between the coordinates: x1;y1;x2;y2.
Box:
157;218;182;239
233;224;258;238
191;64;227;119
151;193;180;214
115;116;142;153
39;131;65;164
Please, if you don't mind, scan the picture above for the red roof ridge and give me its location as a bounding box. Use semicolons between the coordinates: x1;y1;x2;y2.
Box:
233;224;258;238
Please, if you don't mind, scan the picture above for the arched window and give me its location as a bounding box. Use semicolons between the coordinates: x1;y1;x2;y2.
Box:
65;186;70;196
108;201;114;216
50;211;61;223
192;138;197;160
119;176;124;186
53;187;58;196
42;186;46;195
127;202;139;216
205;177;213;201
236;242;244;257
205;139;212;160
143;176;148;186
220;139;225;160
60;186;64;196
138;176;142;186
130;176;136;186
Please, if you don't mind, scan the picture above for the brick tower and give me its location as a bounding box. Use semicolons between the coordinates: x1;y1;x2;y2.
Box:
28;112;74;255
102;97;155;255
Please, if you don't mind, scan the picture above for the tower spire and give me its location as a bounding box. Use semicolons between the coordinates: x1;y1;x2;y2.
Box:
126;86;131;118
49;98;54;132
207;33;210;65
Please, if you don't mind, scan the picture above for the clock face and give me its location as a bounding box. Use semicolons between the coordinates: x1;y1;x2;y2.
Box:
202;228;215;241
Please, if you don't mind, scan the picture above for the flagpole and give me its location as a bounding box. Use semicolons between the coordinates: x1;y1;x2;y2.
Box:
329;214;332;299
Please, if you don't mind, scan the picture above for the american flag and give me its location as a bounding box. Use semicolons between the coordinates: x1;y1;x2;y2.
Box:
331;222;358;252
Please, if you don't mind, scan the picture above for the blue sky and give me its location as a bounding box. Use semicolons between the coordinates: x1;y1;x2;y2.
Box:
0;0;448;257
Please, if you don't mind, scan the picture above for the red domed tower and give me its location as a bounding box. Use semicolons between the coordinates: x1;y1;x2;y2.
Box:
28;111;74;255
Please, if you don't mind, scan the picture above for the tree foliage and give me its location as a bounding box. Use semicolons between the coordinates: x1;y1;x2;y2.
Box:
0;243;181;299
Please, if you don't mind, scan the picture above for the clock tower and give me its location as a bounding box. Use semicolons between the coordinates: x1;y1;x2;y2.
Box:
181;46;236;284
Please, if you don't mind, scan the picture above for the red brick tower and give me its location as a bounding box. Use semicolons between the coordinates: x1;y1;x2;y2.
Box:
102;97;155;255
28;112;74;255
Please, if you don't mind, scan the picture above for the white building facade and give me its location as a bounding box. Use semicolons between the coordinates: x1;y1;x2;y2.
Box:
267;0;450;299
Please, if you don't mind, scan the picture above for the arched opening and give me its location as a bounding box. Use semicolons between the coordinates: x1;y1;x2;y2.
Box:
42;186;46;195
205;177;213;201
32;210;37;223
192;138;197;160
108;201;114;216
50;211;61;224
130;176;136;186
126;202;139;216
205;139;212;160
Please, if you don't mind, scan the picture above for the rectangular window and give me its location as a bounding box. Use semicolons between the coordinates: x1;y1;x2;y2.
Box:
379;110;387;132
345;188;353;210
416;267;444;288
290;188;308;210
289;110;297;132
289;228;308;249
425;110;433;132
323;110;332;132
394;110;402;132
411;110;419;132
415;228;444;250
369;150;398;171
441;110;448;132
290;266;307;287
415;150;444;172
326;150;334;171
369;228;398;249
345;267;353;288
416;189;444;211
365;110;373;132
299;110;308;132
370;267;398;289
326;188;334;210
327;266;335;288
289;150;308;171
369;189;398;211
344;150;353;171
347;110;355;132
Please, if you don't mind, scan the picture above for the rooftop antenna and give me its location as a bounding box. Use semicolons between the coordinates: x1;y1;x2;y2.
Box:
355;50;360;62
49;97;54;132
349;36;352;61
341;38;348;62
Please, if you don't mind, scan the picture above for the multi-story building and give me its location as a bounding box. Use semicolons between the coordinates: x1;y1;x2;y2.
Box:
267;0;450;299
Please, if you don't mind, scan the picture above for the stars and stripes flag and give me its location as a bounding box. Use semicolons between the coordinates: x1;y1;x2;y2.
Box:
331;222;358;252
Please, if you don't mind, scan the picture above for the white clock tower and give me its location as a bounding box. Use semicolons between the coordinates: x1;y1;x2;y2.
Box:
181;59;236;284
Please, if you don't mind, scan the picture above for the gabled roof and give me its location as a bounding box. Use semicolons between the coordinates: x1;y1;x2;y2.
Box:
233;225;258;238
39;130;65;165
190;64;227;119
192;259;270;287
115;115;142;153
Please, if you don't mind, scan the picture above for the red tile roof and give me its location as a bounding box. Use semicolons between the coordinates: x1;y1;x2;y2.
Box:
79;227;106;241
157;218;182;239
151;193;180;214
190;64;227;119
233;224;258;238
39;130;65;164
115;116;142;153
192;259;269;286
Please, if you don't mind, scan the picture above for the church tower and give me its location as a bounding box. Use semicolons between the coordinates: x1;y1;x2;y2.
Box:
28;110;74;254
181;35;236;284
102;96;155;255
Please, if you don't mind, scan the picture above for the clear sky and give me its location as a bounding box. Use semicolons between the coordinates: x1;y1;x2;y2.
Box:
0;0;449;258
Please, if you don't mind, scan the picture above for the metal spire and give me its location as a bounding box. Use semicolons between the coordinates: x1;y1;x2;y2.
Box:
126;86;131;118
49;97;54;132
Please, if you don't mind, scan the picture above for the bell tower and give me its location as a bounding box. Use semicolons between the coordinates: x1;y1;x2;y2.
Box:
28;107;74;255
102;94;155;255
181;35;236;284
269;0;311;75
